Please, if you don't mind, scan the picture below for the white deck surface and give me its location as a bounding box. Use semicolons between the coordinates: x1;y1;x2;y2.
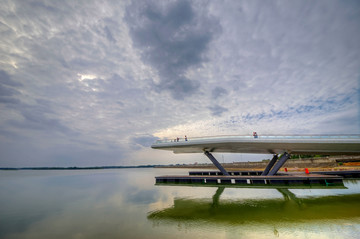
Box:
151;135;360;155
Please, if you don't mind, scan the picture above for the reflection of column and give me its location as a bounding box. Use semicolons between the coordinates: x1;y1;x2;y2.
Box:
212;187;225;208
277;188;302;206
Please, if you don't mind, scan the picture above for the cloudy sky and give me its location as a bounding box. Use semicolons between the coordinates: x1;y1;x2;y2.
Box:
1;0;360;167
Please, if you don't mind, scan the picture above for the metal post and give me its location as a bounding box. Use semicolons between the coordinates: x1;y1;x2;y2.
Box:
261;154;278;176
204;151;230;176
268;152;291;176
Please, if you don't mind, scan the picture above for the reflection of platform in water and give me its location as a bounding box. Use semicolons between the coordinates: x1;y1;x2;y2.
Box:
156;174;345;188
148;187;360;223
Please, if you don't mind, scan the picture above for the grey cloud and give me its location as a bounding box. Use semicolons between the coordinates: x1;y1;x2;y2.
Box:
103;74;130;94
0;70;22;87
212;86;228;99
50;146;126;167
69;58;99;68
94;74;144;101
6;98;76;135
104;26;116;43
0;70;23;105
229;78;248;91
125;0;221;99
28;1;58;13
0;84;19;97
0;97;20;104
0;128;22;141
11;111;70;134
161;77;200;97
131;135;159;148
208;105;228;116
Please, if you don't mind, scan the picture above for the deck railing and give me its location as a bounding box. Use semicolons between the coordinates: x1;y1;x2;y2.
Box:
154;135;360;144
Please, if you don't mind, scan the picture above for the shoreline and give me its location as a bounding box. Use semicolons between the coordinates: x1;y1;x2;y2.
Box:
2;156;359;171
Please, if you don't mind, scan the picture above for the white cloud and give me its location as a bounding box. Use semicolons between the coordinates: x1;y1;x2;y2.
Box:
77;73;98;81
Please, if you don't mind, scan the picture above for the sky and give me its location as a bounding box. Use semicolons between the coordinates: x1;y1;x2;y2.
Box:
1;0;360;167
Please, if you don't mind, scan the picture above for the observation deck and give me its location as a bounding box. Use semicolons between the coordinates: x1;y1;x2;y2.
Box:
151;135;360;155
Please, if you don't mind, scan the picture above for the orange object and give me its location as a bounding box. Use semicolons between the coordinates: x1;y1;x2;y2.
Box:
305;168;309;174
284;168;288;172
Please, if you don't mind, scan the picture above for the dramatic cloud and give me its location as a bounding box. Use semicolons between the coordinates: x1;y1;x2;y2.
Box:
0;0;359;167
125;0;220;99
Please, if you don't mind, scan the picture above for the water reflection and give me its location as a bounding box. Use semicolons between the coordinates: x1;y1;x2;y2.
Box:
148;186;360;224
1;169;360;239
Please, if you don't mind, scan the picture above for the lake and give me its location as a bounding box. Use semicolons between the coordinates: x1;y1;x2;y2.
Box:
1;168;360;239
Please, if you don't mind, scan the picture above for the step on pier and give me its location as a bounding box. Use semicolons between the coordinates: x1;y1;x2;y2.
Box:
156;174;344;188
189;171;263;176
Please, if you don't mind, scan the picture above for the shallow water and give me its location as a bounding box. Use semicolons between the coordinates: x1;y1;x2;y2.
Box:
0;168;360;239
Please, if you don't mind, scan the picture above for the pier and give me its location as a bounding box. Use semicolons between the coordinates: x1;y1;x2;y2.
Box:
151;135;360;188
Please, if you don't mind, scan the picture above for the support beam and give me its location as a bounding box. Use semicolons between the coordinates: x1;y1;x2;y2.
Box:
261;154;278;176
204;151;230;176
268;152;291;176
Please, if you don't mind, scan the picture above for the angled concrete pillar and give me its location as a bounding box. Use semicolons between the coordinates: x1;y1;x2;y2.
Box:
268;152;291;176
261;154;278;176
204;151;229;176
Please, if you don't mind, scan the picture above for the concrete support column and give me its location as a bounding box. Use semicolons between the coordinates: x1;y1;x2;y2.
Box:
261;154;278;176
268;152;291;176
204;151;230;176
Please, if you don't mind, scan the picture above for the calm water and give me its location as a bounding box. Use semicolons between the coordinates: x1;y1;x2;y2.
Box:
1;168;360;239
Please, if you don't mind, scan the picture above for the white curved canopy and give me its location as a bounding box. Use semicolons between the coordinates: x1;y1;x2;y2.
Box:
151;135;360;155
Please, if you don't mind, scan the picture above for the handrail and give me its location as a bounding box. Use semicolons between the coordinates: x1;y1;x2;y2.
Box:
154;134;360;144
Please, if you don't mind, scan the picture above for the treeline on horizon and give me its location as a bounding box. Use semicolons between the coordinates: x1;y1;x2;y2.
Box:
0;165;163;170
290;154;330;159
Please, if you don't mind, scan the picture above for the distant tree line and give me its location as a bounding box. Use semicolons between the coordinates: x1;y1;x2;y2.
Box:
289;154;329;160
0;165;163;170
